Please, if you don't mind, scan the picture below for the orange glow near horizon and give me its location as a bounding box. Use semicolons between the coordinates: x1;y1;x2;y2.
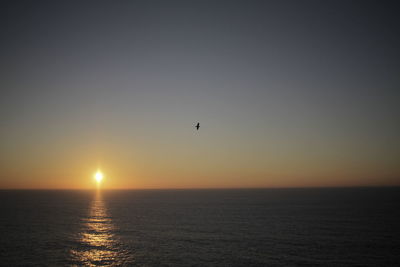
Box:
0;149;399;189
0;163;399;189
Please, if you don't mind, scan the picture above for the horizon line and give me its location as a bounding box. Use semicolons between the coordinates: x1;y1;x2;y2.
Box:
1;185;399;191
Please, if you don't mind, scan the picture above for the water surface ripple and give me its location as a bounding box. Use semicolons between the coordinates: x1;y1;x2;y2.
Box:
0;188;399;266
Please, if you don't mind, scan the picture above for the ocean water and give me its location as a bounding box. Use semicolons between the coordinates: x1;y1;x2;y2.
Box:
0;188;399;266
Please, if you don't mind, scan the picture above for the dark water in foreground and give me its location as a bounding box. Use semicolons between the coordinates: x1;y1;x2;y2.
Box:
0;188;399;266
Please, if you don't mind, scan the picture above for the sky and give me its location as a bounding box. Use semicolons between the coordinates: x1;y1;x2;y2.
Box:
1;0;399;189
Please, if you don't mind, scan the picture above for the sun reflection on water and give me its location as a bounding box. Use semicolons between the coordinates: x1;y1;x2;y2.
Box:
70;191;133;266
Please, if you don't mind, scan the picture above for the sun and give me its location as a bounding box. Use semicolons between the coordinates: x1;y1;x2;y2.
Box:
94;170;104;184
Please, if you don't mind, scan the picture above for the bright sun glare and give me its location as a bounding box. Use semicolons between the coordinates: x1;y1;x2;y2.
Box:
94;171;104;184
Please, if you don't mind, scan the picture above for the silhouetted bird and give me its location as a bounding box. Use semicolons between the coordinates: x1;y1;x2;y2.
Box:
195;122;200;130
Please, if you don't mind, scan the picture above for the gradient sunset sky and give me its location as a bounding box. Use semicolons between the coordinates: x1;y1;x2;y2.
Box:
1;0;399;189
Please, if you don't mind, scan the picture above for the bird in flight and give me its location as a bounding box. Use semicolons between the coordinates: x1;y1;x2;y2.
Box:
195;122;200;130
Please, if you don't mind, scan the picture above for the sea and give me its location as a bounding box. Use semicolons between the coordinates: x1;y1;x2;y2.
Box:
0;188;399;266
